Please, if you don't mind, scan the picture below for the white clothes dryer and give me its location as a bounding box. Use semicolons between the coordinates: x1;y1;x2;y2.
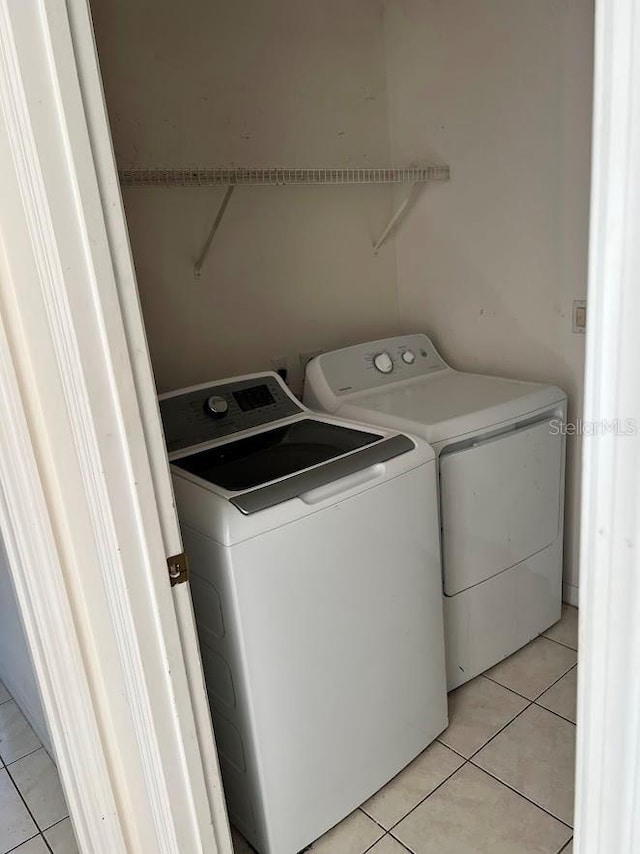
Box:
305;335;567;690
159;371;447;854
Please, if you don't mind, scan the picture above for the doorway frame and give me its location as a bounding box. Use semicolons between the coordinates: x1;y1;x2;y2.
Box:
573;2;640;852
0;0;639;852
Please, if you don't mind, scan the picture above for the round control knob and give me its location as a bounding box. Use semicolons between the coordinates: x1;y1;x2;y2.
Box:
204;395;229;419
373;352;394;374
402;350;416;364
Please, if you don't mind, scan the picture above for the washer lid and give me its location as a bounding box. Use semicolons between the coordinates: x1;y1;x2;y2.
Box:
173;418;384;491
171;418;416;514
344;372;566;442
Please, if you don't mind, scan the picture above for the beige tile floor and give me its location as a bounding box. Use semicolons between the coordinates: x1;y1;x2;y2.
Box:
1;605;577;854
234;603;579;854
0;691;77;854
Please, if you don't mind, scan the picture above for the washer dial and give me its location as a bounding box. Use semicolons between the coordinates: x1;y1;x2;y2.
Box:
373;352;394;374
401;350;416;364
204;395;229;418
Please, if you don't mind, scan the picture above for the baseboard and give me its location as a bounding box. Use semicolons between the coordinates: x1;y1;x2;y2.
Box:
563;583;579;607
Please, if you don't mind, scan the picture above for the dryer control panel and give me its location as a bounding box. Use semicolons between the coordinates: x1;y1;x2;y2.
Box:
309;334;449;397
159;373;302;454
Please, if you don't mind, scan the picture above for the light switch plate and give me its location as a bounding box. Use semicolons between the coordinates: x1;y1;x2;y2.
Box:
573;299;587;334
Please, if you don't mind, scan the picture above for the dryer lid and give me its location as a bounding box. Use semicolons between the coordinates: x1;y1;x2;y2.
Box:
347;372;566;442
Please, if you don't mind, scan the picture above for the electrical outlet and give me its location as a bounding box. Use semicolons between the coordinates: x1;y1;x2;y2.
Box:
299;349;323;372
572;300;587;334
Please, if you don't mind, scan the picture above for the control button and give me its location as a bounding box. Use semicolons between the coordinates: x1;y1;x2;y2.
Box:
204;395;229;419
373;352;394;374
401;350;416;364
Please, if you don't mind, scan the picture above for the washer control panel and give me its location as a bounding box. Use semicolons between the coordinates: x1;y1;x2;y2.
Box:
160;373;302;454
312;334;448;397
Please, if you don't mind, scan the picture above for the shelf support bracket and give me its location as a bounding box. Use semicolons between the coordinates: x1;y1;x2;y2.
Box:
194;184;235;278
373;182;422;254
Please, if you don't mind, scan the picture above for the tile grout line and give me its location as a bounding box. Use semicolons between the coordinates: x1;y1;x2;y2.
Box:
470;673;536;702
541;632;579;653
43;816;70;852
3;744;46;770
380;831;416;854
0;698;45;771
362;751;467;839
389;826;426;853
483;659;578;705
434;739;468;761
533;697;577;727
481;671;533;699
36;823;58;854
532;661;579;704
357;806;392;854
360;827;415;854
42;829;56;854
436;681;537;760
466;755;574;831
357;813;418;854
465;696;536;762
5;830;48;853
3;756;50;840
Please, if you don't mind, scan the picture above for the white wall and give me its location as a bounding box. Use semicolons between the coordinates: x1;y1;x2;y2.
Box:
0;535;51;753
383;0;594;598
91;0;400;393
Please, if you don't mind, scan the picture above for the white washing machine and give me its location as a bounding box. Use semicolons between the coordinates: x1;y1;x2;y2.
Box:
159;371;447;854
305;334;567;690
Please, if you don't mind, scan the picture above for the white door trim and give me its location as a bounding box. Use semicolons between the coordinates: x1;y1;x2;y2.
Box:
574;1;640;852
0;0;229;850
0;275;127;854
62;0;232;844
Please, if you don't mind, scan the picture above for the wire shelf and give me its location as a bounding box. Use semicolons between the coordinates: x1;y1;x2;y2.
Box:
119;165;451;188
120;164;452;276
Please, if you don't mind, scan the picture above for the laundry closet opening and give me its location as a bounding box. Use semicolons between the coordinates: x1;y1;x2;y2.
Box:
89;0;590;603
88;2;593;852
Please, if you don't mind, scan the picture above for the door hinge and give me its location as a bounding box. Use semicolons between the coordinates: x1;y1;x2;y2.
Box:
167;552;189;586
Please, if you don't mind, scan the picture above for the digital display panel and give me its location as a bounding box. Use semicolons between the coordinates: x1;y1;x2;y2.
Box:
233;384;275;412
